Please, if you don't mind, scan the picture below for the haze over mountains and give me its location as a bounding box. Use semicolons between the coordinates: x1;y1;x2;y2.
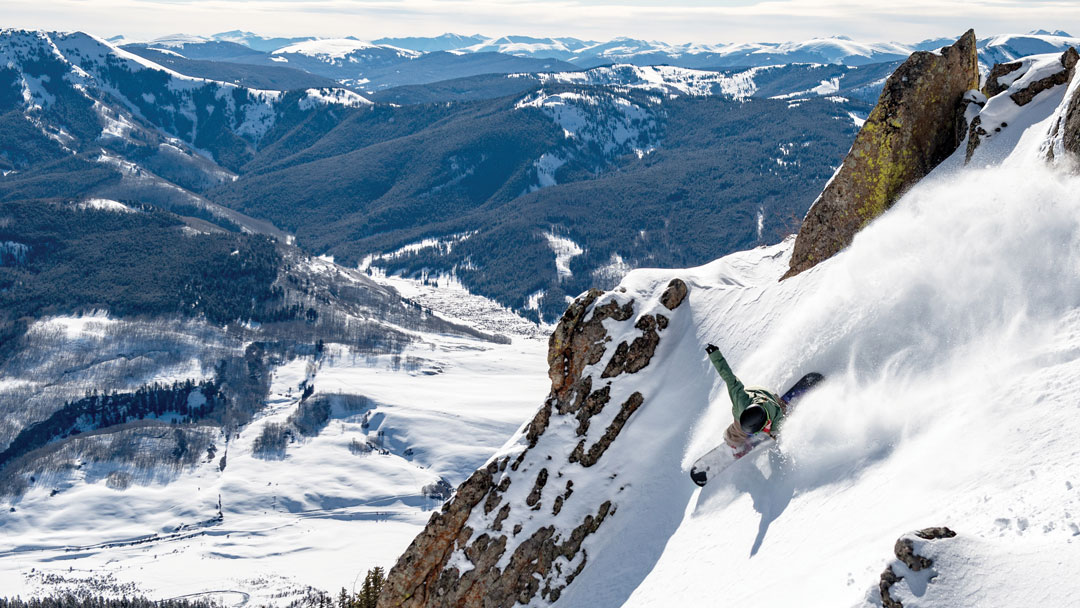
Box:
115;29;1080;89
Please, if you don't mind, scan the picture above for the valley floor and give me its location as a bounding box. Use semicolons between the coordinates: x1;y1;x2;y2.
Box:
0;274;551;605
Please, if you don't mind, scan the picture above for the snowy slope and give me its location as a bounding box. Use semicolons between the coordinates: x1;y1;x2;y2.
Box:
544;61;1080;608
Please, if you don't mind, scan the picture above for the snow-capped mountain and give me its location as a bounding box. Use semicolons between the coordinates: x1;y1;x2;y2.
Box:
372;33;487;53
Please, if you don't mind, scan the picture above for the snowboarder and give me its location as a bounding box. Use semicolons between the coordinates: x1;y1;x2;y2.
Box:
705;344;787;456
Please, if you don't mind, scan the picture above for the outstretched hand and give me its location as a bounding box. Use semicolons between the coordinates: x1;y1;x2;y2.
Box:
705;343;719;354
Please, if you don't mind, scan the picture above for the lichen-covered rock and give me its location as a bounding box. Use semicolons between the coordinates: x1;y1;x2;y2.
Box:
379;280;682;608
782;31;979;280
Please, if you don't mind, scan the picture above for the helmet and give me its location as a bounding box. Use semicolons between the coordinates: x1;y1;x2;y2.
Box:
739;405;769;434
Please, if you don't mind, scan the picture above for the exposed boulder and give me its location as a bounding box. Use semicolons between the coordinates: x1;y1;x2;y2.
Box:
378;279;689;608
984;61;1023;98
877;527;957;608
782;31;979;280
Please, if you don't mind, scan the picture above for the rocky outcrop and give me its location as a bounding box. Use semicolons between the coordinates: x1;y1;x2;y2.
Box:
1045;49;1080;164
1062;84;1080;159
877;527;956;608
972;48;1079;163
782;31;979;280
984;61;1023;98
378;279;689;608
1010;47;1078;106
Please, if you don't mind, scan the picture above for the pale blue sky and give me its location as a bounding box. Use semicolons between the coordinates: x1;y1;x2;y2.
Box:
4;0;1080;44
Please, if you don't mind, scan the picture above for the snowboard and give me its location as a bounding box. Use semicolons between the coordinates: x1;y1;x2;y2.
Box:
689;372;824;487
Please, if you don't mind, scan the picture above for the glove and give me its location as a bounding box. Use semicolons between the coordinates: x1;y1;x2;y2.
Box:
705;344;718;354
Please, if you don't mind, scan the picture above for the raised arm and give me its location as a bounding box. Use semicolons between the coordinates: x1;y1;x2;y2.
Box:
706;344;752;417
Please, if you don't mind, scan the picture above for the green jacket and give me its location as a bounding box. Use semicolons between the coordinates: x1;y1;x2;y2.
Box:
708;349;785;433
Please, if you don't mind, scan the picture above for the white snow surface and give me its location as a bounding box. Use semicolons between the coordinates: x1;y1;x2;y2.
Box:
542;232;584;281
298;88;372;110
1;332;548;603
578;107;1079;608
431;71;1080;608
530;64;767;100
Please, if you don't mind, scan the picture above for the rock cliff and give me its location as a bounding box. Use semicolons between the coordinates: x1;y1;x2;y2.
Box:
378;279;689;608
1044;48;1080;164
782;31;979;280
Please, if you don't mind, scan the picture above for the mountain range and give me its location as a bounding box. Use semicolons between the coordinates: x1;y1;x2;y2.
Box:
3;23;1080;606
114;30;1080;91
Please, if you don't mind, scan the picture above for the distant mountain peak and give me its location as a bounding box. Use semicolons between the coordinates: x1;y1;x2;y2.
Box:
1028;29;1073;37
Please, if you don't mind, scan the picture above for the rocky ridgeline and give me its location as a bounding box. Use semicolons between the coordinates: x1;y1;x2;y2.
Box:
969;46;1079;161
378;279;689;608
783;30;979;279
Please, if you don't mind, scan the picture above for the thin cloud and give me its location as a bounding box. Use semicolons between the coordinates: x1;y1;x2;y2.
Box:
4;0;1079;43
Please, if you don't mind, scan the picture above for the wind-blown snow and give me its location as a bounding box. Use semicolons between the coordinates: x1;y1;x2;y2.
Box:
544;126;1080;608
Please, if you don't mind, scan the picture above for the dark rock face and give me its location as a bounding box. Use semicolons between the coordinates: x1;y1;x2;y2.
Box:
1010;47;1078;107
972;48;1078;163
984;61;1022;98
1061;86;1080;160
782;31;979;280
877;527;957;608
378;279;688;608
1044;49;1080;164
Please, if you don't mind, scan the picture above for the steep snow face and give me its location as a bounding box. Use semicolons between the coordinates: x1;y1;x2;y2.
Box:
544;106;1080;608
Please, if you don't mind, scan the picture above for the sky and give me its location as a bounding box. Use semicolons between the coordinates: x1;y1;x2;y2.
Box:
4;0;1080;45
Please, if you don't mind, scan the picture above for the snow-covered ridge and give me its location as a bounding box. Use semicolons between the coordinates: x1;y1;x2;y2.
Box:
516;88;659;158
299;87;372;109
0;29;368;161
272;38;419;61
527;64;768;99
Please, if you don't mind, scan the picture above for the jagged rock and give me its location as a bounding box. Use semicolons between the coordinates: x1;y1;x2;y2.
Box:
660;278;688;310
975;48;1078;163
601;315;660;378
377;462;498;608
782;31;979;280
1010;47;1078;106
876;527;957;608
568;392;644;467
1044;49;1080;164
984;61;1023;98
1062;85;1080;159
379;284;667;608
